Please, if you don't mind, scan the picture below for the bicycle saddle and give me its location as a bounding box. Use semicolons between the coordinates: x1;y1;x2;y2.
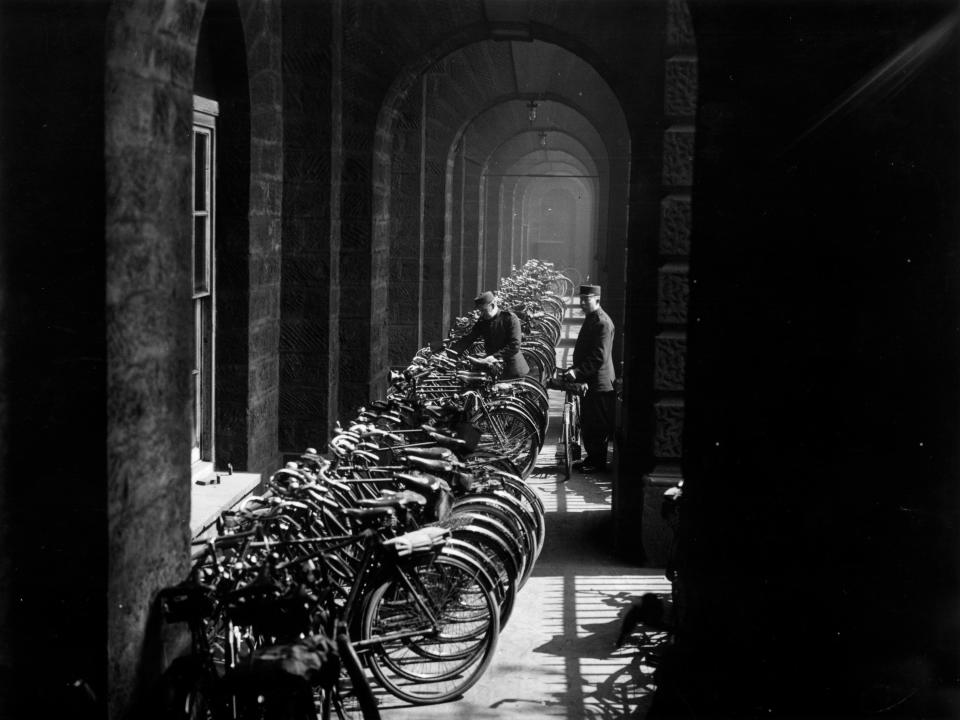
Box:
342;506;396;521
395;470;447;496
402;454;454;474
358;489;427;510
456;371;489;383
402;446;456;462
426;430;468;447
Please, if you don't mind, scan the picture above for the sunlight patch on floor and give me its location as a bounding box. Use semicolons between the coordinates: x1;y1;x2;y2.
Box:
382;573;672;719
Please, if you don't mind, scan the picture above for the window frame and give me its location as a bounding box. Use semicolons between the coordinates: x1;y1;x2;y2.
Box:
191;95;218;481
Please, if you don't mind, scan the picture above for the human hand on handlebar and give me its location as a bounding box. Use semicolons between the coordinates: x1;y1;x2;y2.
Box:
562;368;577;381
468;355;498;367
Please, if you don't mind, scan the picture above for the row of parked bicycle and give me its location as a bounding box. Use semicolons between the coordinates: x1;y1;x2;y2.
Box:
156;261;576;719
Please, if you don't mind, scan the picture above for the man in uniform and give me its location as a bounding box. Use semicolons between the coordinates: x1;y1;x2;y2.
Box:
563;284;616;473
449;291;530;379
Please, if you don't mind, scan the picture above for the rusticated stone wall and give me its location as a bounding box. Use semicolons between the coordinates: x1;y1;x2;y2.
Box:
652;0;696;476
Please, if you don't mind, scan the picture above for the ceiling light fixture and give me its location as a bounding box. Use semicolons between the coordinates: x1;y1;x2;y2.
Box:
527;100;538;123
538;131;548;148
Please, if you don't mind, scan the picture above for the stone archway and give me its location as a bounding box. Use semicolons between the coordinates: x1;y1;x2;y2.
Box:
368;5;698;563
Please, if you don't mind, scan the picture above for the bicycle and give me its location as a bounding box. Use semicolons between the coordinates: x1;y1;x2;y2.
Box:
155;530;380;720
546;372;586;480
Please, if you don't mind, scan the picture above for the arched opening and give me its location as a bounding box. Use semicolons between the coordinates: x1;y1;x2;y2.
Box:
194;0;251;476
374;38;630;370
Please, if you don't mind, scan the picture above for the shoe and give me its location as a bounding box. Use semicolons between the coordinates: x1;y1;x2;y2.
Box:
579;461;607;474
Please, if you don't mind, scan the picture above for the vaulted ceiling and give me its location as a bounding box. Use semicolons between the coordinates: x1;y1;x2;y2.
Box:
429;39;628;177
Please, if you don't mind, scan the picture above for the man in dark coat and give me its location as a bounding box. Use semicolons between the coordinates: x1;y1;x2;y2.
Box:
450;291;530;379
563;284;616;473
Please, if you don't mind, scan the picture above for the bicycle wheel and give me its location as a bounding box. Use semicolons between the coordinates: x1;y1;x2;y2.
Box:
452;496;536;586
462;448;520;476
360;555;499;704
521;347;547;386
489;469;546;527
322;629;381;720
498;376;549;422
562;400;573;479
472;401;540;479
473;489;543;561
571;394;583;460
444;509;528;590
443;536;517;628
497;394;547;442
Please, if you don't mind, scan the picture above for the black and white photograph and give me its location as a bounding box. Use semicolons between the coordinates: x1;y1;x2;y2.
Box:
1;0;957;718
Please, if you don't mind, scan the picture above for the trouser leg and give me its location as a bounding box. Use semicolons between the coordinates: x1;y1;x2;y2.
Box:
580;390;615;465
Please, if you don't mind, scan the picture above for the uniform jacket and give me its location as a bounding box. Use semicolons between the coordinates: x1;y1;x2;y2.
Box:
451;309;530;378
571;306;615;391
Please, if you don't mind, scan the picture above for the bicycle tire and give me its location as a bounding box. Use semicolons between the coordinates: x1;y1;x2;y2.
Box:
471;401;540;479
497;376;549;421
443;536;517;628
495;394;547;442
475;489;543;560
443;509;527;590
462;448;520;476
489;469;547;527
361;555;496;669
452;496;536;586
360;555;499;704
571;394;582;458
521;347;547;386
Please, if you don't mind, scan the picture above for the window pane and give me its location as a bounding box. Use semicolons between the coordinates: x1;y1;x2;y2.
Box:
194;215;208;294
194;131;207;212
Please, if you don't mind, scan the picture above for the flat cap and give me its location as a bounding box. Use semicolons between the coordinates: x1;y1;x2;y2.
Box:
474;291;496;306
579;284;602;296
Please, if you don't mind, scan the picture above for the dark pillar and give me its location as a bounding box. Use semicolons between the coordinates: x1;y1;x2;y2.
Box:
655;3;960;717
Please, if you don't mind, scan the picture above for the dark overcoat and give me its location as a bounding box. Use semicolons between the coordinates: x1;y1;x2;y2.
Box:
571;307;615;391
451;309;530;378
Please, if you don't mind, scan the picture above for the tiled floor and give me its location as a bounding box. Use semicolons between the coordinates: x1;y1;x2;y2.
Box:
379;299;672;719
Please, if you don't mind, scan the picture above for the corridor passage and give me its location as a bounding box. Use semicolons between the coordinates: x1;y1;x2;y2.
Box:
380;301;672;719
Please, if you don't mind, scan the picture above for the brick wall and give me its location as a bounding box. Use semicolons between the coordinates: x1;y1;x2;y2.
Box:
449;144;466;320
461;160;483;309
243;0;283;473
388;94;423;366
481;174;501;289
280;0;335;453
420;83;451;346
